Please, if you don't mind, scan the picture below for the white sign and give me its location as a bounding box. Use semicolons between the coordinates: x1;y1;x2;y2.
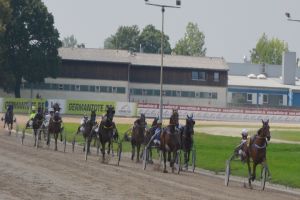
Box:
115;102;137;117
47;99;66;114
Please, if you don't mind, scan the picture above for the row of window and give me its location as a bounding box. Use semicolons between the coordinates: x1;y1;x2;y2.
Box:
192;71;220;82
23;83;126;94
233;92;284;105
130;88;218;99
22;83;218;99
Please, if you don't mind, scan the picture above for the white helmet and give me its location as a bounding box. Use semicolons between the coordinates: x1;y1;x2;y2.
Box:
241;129;248;136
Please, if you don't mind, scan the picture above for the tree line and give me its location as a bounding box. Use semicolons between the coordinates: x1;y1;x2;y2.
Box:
0;0;290;98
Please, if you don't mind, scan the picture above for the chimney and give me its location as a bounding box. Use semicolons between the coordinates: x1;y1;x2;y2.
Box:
282;52;297;85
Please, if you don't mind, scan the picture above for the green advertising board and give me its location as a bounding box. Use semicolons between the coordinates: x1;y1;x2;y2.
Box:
66;100;115;115
3;98;46;114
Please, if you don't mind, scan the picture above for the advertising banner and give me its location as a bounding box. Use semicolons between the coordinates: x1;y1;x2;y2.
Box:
47;99;66;114
115;102;137;117
66;100;115;115
3;98;46;114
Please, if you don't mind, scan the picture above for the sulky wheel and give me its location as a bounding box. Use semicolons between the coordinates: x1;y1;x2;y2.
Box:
225;160;231;186
142;147;148;170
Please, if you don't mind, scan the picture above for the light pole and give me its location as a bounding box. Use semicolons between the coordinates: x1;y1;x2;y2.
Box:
285;12;300;22
144;0;181;121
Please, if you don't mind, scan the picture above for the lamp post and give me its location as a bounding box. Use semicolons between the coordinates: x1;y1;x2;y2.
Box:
144;0;181;121
285;12;300;22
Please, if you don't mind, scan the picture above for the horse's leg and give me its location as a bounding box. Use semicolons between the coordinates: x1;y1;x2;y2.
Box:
101;142;105;163
54;133;58;151
163;150;168;173
47;130;50;146
34;130;37;147
252;162;257;181
131;143;135;161
137;144;140;163
246;158;252;188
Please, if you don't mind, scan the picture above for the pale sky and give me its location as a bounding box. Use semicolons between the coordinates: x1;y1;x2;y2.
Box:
42;0;300;62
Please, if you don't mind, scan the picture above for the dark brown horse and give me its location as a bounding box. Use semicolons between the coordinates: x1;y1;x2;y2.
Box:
32;112;44;147
246;119;271;187
73;111;97;153
1;108;15;133
131;113;147;162
181;114;195;170
98;106;118;162
160;110;181;173
47;113;63;151
142;117;160;163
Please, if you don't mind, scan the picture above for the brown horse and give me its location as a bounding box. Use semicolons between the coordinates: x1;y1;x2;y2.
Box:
160;110;181;173
246;119;271;187
131;113;147;162
1;108;15;133
47;113;63;151
98;106;118;162
181;114;195;170
32;112;44;147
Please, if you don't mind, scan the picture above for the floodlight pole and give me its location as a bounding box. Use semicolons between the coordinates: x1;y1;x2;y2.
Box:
145;1;180;121
286;12;300;22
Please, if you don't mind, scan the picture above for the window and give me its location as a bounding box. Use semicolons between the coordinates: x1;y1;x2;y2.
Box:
247;93;253;102
116;87;126;94
75;85;80;91
63;84;70;90
199;72;206;80
58;84;63;90
279;96;283;105
80;85;89;92
192;71;206;81
213;72;220;82
95;86;100;92
212;93;218;99
192;71;199;80
131;88;142;95
153;90;160;96
263;94;268;104
181;91;195;98
100;86;112;93
89;86;95;92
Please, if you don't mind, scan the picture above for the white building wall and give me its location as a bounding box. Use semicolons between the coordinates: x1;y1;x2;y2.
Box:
283;95;288;106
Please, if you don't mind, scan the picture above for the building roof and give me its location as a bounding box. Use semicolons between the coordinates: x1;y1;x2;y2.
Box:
59;48;228;71
229;75;300;91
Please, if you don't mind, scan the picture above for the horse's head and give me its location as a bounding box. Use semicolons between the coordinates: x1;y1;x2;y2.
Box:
106;105;115;121
261;119;271;141
152;117;159;127
170;109;179;125
140;113;146;126
186;114;195;128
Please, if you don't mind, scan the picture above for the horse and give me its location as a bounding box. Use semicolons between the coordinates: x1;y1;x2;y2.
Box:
131;113;147;162
47;113;63;151
246;119;271;187
181;114;195;170
143;117;159;163
160;110;181;173
32;112;44;147
98;106;118;162
73;111;97;153
1;108;15;133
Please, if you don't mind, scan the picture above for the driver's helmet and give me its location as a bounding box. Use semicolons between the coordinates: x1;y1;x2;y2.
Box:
241;129;248;137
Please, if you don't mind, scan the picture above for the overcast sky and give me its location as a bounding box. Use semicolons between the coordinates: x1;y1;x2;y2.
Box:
42;0;300;62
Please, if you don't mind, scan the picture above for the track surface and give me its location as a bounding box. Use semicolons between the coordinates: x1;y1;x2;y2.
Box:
0;128;300;200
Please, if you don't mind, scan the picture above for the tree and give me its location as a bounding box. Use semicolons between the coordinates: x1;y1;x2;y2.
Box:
0;0;12;91
250;33;288;65
2;0;61;97
173;22;206;56
139;24;171;54
62;35;78;48
104;25;140;51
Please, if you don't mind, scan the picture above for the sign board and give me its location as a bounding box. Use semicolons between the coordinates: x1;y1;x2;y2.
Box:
65;100;115;115
115;102;137;117
3;98;46;114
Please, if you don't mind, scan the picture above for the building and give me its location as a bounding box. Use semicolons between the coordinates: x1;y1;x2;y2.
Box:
227;52;300;108
18;48;229;107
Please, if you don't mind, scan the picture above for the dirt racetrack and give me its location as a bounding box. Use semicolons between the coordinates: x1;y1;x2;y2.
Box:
0;126;300;200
